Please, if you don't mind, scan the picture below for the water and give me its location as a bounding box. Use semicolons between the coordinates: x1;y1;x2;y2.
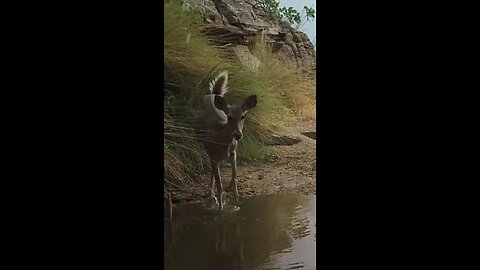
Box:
164;194;316;270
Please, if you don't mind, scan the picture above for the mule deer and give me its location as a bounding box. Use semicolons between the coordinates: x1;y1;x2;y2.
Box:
195;71;257;210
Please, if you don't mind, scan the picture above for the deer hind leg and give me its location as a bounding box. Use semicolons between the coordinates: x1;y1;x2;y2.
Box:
212;160;224;210
227;151;239;197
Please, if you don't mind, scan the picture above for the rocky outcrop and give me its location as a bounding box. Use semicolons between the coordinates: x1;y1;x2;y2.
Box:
183;0;316;77
266;134;302;146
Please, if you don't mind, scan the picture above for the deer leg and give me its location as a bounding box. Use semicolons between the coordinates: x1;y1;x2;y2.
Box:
212;160;223;210
227;151;239;197
208;165;219;206
209;160;219;206
209;167;215;199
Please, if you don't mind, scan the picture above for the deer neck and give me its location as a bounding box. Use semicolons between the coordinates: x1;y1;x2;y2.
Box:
214;123;235;145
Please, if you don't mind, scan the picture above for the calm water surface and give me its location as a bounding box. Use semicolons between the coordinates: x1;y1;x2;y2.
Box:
164;194;316;270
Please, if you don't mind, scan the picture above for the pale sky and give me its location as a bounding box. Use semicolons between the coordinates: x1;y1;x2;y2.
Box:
279;0;316;46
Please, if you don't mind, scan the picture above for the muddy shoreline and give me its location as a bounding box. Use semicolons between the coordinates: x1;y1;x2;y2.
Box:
168;119;317;205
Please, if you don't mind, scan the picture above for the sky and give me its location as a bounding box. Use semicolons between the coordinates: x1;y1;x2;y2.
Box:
279;0;316;46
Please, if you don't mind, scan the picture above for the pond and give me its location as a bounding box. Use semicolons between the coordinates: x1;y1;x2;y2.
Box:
164;193;316;270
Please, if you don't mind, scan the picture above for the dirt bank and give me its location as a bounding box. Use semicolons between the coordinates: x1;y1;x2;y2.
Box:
169;118;317;204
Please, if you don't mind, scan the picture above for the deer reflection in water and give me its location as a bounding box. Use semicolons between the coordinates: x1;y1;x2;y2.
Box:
165;216;245;270
164;196;245;270
209;220;245;270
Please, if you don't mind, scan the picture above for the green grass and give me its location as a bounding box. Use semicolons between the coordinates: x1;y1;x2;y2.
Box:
164;0;315;189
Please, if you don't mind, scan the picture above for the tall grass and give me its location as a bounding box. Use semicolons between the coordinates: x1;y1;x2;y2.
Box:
164;0;315;189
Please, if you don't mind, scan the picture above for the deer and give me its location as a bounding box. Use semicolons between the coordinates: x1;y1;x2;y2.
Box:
195;71;257;210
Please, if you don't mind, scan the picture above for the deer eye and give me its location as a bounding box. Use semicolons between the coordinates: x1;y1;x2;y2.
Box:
241;115;245;119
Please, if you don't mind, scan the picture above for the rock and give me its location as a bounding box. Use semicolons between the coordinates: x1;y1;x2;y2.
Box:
282;181;296;188
182;0;316;77
292;33;302;43
301;131;316;140
233;45;261;72
266;134;301;145
285;32;294;44
263;185;280;193
271;41;284;53
294;176;314;184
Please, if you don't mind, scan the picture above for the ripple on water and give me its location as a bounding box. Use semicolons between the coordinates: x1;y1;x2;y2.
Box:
165;193;316;270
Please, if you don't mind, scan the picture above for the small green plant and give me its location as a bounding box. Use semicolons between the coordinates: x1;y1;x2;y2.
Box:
253;0;315;27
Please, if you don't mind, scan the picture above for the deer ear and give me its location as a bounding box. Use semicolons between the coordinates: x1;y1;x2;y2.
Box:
242;95;257;111
214;96;229;113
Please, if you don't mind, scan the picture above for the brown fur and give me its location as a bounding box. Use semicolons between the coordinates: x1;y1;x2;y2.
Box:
195;71;257;209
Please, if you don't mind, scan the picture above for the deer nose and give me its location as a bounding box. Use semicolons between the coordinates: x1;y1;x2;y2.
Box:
233;132;243;140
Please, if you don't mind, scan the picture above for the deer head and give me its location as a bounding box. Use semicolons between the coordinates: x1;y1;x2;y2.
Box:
213;95;257;141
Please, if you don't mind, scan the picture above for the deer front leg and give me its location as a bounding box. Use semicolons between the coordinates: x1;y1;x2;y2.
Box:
209;167;215;199
227;151;239;197
208;165;219;206
212;160;224;210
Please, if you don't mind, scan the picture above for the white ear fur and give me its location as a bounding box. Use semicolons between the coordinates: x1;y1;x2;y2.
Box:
209;71;229;96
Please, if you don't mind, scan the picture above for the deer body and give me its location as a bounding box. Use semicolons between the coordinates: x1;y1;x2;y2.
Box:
195;71;257;209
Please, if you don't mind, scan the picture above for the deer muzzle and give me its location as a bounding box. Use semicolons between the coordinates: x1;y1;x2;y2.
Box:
233;132;243;141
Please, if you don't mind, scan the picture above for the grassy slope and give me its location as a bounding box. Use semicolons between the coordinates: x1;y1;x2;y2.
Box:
164;0;315;189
